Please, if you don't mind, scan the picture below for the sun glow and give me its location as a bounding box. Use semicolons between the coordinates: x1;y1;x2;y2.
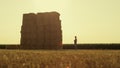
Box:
0;0;120;44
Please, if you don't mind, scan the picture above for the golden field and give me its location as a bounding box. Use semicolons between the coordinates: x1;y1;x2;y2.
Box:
0;49;120;68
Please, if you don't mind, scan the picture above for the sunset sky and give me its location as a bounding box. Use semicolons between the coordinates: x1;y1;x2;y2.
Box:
0;0;120;44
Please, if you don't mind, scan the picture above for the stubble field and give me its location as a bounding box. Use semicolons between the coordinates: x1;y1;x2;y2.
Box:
0;49;120;68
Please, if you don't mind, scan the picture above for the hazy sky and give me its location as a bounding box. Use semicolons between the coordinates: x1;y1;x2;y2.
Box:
0;0;120;44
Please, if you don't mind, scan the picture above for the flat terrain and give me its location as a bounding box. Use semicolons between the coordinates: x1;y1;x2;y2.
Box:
0;49;120;68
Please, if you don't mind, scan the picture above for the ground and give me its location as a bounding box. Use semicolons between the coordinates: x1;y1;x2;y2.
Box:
0;49;120;68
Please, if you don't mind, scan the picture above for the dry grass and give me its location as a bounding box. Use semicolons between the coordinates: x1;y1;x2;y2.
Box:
0;49;120;68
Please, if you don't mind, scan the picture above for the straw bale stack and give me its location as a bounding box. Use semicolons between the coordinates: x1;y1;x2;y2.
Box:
21;12;62;49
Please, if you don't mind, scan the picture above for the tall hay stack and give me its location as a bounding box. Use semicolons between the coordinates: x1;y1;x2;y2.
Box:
20;12;62;49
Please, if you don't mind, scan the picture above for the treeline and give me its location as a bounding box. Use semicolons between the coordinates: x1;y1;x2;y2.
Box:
0;44;19;49
63;44;120;50
0;44;120;50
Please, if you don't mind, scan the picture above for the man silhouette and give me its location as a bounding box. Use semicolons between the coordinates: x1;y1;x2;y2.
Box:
74;36;77;49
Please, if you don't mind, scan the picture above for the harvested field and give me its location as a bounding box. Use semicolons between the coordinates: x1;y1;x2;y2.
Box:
0;49;120;68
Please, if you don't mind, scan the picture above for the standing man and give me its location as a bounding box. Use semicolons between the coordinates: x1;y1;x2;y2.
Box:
74;36;77;49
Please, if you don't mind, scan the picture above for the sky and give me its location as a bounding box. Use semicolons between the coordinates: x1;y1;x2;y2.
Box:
0;0;120;44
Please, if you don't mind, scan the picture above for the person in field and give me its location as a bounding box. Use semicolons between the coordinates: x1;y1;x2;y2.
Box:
74;36;77;49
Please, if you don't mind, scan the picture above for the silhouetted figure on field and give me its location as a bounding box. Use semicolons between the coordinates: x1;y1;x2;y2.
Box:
74;36;77;49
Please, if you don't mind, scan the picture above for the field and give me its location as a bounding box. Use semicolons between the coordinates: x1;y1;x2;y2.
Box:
0;49;120;68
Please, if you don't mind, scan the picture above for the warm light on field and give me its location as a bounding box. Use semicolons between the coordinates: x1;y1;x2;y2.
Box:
0;50;120;68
